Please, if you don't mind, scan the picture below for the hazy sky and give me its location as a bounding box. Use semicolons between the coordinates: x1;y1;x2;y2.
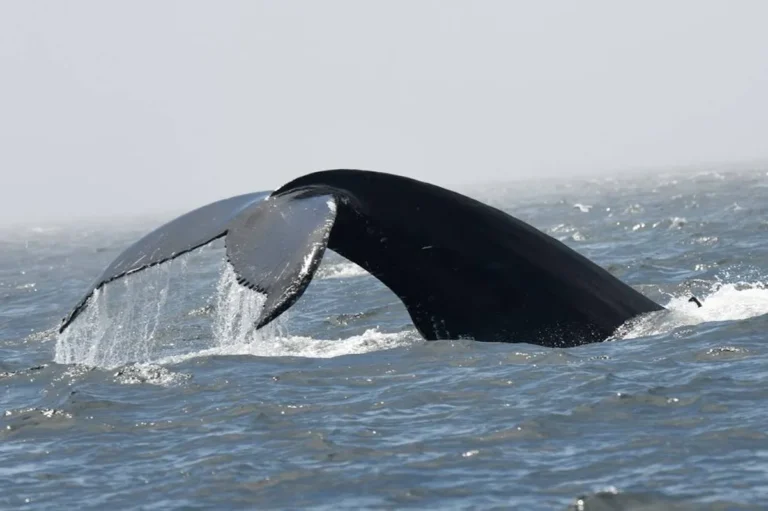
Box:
1;1;766;224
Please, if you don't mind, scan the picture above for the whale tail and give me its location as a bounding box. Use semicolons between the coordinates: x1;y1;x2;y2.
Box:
59;169;664;347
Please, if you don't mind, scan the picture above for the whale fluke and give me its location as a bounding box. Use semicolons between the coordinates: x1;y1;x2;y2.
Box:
59;169;664;347
59;191;268;332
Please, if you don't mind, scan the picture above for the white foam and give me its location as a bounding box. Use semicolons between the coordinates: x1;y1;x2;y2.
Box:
316;262;369;279
158;328;415;365
573;203;592;213
615;282;768;340
650;217;687;230
113;363;191;386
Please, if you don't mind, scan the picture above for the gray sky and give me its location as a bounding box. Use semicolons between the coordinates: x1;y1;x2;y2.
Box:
1;1;767;224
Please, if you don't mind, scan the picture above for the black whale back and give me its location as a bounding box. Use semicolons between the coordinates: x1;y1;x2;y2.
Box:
273;170;662;346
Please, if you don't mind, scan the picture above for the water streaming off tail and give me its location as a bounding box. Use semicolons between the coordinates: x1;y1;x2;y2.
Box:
54;255;411;369
54;261;177;368
53;256;279;368
212;264;286;348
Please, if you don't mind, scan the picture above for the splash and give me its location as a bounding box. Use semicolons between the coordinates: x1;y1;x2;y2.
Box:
54;258;411;369
54;260;277;368
615;282;768;340
54;261;175;368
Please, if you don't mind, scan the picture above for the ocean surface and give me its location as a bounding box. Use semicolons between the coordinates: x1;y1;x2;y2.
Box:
2;169;768;510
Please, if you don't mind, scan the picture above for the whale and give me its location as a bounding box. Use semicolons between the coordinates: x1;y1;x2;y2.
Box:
58;169;664;348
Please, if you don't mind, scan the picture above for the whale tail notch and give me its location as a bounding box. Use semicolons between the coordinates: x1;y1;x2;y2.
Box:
225;189;337;328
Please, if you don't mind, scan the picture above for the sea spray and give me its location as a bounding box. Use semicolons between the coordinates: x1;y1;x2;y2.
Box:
614;281;768;340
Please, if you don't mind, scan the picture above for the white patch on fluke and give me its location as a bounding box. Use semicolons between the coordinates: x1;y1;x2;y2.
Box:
299;247;317;279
